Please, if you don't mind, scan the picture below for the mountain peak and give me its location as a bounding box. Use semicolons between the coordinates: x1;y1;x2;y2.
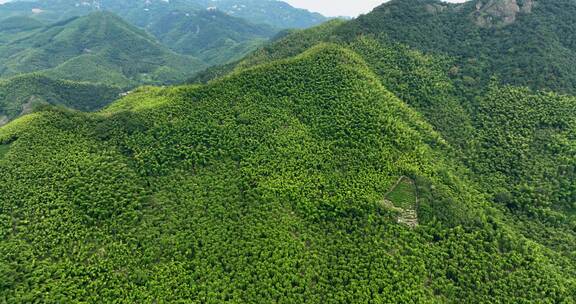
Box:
473;0;535;27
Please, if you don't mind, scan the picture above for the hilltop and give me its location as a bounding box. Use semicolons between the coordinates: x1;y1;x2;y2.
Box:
0;0;575;302
1;43;575;302
338;0;576;94
0;12;206;86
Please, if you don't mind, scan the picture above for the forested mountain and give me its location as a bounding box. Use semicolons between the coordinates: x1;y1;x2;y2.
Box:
0;0;285;65
191;0;328;28
0;74;121;125
202;0;576;94
2;44;575;302
0;12;206;86
200;0;576;228
339;0;576;94
141;9;276;65
1;0;576;302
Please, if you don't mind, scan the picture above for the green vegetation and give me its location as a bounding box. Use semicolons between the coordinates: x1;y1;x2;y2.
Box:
144;10;275;65
0;73;122;125
1;0;575;302
0;143;9;159
0;15;44;34
0;0;281;67
1;43;575;303
385;177;417;209
0;12;206;86
338;0;576;95
192;0;328;29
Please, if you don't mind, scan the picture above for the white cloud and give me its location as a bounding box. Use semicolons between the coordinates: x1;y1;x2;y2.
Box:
285;0;469;17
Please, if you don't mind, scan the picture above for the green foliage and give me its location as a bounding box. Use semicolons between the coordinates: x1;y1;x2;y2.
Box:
0;12;207;86
3;44;573;302
385;177;417;209
0;143;10;159
210;22;473;147
338;0;576;95
469;85;576;213
0;73;122;125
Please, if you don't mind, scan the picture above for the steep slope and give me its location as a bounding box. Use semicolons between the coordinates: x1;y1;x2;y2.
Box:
0;73;122;126
0;12;206;86
338;0;576;94
192;1;576;276
2;44;574;302
0;0;279;65
142;9;276;65
194;20;475;146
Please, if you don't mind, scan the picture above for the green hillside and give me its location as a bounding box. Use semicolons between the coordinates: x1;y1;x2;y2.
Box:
0;0;575;302
0;16;43;43
143;9;276;65
0;74;122;125
337;0;576;94
0;0;279;66
0;15;44;32
1;43;575;303
188;1;576;296
0;11;207;87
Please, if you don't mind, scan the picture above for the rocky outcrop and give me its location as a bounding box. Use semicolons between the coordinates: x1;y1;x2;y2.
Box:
425;3;448;14
474;0;534;27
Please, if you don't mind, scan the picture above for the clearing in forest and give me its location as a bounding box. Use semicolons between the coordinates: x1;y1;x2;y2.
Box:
383;176;419;228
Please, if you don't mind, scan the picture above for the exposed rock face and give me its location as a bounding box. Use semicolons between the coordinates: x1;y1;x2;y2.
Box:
474;0;534;27
425;3;448;14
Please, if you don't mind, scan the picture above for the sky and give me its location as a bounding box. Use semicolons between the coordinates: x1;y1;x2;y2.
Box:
285;0;468;17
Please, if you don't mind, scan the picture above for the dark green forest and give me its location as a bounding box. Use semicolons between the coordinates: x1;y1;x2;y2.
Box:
0;0;575;302
0;74;122;125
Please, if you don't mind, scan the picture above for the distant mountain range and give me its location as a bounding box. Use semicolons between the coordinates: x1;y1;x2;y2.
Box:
0;0;329;73
0;0;330;124
1;0;328;28
0;12;207;87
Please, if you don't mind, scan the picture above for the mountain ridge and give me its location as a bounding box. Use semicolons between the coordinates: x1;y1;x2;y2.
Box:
1;0;576;302
0;11;207;86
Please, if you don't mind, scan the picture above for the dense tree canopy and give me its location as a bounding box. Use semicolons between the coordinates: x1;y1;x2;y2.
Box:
1;0;575;302
1;44;575;302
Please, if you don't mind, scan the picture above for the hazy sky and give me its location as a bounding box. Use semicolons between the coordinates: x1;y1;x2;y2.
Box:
285;0;468;17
